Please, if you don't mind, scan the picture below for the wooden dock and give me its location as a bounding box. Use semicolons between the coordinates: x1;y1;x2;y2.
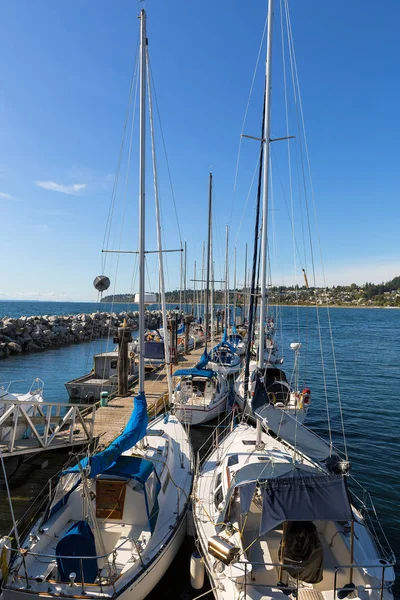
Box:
92;344;206;449
0;342;210;536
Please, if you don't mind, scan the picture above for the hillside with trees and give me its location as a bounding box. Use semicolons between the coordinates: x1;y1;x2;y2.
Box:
100;276;400;307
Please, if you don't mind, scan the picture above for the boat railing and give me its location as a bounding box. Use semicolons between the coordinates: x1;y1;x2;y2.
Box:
235;559;394;599
196;411;238;465
5;537;139;592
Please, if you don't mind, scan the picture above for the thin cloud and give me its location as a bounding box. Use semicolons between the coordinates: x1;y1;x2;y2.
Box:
36;181;87;195
0;191;18;201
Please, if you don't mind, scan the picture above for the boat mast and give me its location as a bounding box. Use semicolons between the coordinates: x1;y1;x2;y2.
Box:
233;245;237;332
258;0;274;370
184;240;187;311
193;260;196;317
138;8;147;394
201;241;205;323
146;32;174;402
204;173;213;354
243;242;248;323
224;225;229;333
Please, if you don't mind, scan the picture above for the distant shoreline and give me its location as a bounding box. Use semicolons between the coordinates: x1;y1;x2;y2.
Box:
98;301;400;310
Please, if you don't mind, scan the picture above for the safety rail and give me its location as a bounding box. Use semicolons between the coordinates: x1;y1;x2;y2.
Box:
4;541;131;593
333;563;394;600
0;399;96;456
235;560;395;599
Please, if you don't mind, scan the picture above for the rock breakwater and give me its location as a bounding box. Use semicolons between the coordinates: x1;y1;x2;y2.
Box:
0;311;162;359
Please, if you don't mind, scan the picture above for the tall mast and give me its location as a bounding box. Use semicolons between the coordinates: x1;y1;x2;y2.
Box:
224;225;229;332
204;173;213;354
243;242;248;323
146;34;174;402
258;0;274;370
138;8;147;394
201;241;205;322
184;240;187;311
233;246;237;331
193;260;196;317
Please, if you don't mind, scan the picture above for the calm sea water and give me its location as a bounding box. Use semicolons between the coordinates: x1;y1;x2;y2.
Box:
0;302;399;596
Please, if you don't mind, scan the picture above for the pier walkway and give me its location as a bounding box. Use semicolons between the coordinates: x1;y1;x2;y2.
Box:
92;344;206;449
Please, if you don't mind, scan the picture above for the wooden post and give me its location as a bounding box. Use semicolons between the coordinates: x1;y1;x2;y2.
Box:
117;321;132;396
184;315;190;354
170;316;178;365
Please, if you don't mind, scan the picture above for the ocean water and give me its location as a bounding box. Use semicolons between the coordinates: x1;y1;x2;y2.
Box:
0;300;182;319
0;302;399;596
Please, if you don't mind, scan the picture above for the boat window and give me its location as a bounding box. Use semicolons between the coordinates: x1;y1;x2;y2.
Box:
214;486;223;510
215;472;222;490
227;455;239;467
111;359;118;369
96;479;127;519
242;440;256;445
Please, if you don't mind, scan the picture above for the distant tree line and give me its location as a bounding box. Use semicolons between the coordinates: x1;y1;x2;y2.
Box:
100;275;400;307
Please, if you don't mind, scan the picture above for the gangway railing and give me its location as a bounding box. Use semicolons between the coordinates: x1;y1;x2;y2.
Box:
0;399;96;456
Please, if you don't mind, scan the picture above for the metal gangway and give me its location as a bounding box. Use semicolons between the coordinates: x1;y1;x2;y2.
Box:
0;393;96;457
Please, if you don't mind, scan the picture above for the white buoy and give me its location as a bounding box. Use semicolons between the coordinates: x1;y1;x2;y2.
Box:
190;550;205;590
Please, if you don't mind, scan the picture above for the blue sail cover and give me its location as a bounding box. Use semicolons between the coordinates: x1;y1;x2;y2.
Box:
66;392;148;479
222;328;228;343
177;323;185;334
195;349;210;369
173;368;216;378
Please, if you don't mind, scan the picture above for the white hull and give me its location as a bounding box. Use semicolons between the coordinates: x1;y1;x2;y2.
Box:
2;414;193;600
194;423;395;600
174;392;229;425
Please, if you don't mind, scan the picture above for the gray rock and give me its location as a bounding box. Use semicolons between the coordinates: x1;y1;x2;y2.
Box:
7;342;22;354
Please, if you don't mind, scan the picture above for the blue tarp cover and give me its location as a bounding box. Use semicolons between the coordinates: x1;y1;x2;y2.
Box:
144;341;165;359
104;455;154;483
195;350;210;369
56;520;98;583
173;368;216;378
177;323;184;334
66;391;148;479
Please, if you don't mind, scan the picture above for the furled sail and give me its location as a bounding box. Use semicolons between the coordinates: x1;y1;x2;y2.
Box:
66;391;148;479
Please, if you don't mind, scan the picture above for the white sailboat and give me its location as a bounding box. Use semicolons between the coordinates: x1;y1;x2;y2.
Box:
194;422;395;600
172;173;229;425
1;11;193;600
194;2;395;598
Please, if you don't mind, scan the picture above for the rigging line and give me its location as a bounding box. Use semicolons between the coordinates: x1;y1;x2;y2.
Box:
147;56;183;245
230;152;261;267
231;12;268;227
244;98;265;397
107;54;141;341
286;6;347;456
102;34;140;274
285;0;338;458
280;0;299;343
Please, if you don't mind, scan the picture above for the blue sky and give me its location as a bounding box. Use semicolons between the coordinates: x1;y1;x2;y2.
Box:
0;0;399;301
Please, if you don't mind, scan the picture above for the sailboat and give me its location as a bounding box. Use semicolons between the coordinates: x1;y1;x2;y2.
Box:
1;11;193;600
194;2;395;598
208;227;242;377
172;173;229;425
